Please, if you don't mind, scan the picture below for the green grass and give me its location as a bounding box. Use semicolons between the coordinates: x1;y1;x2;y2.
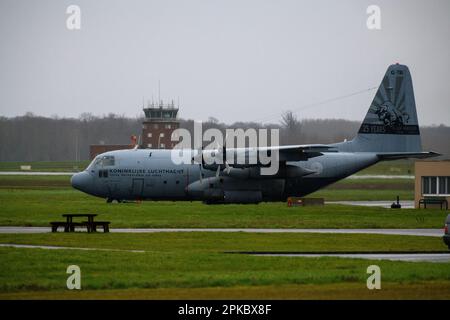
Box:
0;173;434;228
329;178;413;189
4;282;450;300
0;232;448;296
0;171;435;230
0;188;444;228
0;232;445;253
356;159;414;176
0;175;415;199
0;168;447;300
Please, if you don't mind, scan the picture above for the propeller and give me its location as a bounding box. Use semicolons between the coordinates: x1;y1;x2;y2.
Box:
219;133;231;175
192;133;232;183
192;146;204;184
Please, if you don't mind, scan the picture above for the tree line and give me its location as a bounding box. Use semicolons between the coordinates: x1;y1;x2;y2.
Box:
0;112;448;161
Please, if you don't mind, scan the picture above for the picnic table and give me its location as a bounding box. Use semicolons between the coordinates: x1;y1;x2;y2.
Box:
50;213;110;233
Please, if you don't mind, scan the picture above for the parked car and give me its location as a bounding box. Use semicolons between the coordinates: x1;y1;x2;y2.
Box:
444;214;450;250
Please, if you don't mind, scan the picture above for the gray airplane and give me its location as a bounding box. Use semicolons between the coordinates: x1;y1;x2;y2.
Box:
71;64;438;204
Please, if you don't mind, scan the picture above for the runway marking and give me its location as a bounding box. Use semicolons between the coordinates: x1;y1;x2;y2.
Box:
0;243;144;253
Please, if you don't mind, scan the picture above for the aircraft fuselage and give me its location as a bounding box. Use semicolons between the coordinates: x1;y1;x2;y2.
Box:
71;148;379;203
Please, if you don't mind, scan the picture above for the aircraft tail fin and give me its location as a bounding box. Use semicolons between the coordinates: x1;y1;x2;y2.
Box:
353;64;423;153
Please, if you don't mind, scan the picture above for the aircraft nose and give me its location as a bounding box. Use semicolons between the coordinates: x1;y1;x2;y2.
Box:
71;172;93;192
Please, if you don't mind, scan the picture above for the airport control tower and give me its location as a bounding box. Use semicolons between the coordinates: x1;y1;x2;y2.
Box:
142;100;179;149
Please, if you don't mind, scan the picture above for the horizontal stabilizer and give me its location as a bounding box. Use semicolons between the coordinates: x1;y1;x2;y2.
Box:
376;151;440;160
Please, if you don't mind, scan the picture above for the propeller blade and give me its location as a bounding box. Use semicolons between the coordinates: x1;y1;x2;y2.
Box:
224;161;231;174
199;164;203;184
215;165;221;178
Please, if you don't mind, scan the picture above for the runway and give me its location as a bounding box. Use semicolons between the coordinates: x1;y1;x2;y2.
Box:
1;243;448;262
0;243;144;253
327;200;415;208
0;227;443;237
0;171;74;175
250;252;450;263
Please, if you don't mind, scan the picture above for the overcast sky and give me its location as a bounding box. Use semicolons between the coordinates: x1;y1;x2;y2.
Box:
0;0;449;125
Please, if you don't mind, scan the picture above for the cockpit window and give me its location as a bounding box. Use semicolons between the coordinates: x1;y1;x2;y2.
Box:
87;155;115;170
102;156;115;166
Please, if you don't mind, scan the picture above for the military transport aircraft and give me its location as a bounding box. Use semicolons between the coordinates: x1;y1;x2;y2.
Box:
71;64;438;204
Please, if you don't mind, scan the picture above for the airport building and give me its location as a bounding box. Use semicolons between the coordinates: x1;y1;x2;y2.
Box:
142;101;179;149
89;100;180;159
414;160;450;209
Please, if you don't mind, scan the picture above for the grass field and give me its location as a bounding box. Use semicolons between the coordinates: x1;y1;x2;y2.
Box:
0;164;448;300
0;188;444;228
0;173;439;228
0;232;449;299
356;159;414;176
0;175;416;231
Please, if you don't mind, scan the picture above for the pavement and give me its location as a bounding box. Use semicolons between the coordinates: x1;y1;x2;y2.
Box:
1;227;447;263
0;171;74;175
0;227;443;237
0;243;144;253
327;200;415;208
346;175;414;179
252;252;450;263
2;243;447;262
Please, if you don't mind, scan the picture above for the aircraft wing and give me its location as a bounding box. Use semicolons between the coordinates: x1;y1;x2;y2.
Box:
198;144;336;169
261;144;336;161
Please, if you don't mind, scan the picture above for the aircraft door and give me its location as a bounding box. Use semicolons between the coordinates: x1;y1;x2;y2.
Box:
144;176;163;198
131;178;144;199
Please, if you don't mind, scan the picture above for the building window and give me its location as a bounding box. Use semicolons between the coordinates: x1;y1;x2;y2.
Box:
147;133;152;138
439;176;450;194
160;143;165;149
422;176;450;195
165;124;171;129
160;133;165;138
154;124;159;129
147;143;152;148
